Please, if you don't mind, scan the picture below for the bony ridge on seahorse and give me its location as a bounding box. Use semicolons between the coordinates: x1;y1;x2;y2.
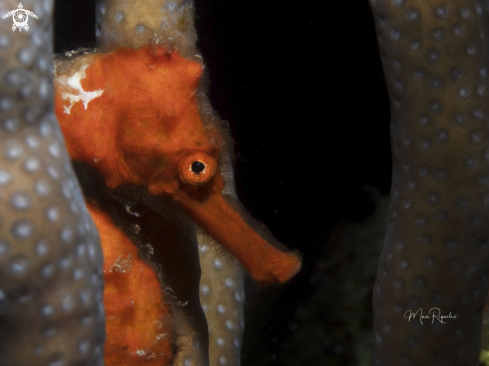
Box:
53;0;302;365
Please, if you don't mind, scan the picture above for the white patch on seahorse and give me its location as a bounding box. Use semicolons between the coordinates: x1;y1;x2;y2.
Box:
60;63;103;114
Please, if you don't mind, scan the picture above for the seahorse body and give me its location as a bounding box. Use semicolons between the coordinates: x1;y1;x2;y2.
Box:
54;0;301;365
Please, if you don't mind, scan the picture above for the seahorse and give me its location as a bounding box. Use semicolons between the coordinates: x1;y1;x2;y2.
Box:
369;0;489;364
0;0;105;365
53;0;301;365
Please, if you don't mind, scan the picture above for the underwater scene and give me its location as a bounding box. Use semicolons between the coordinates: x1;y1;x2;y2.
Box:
1;0;489;365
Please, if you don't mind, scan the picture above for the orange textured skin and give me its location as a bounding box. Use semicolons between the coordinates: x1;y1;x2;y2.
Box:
87;203;173;366
54;45;301;286
55;46;212;192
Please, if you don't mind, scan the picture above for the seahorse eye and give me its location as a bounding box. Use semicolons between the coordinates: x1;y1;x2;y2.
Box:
191;161;206;175
179;152;217;186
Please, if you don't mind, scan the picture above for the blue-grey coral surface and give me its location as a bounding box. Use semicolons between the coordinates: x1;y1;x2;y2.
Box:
370;0;489;364
0;1;105;365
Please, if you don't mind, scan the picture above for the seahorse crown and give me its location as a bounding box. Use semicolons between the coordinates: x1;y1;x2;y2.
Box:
18;3;23;9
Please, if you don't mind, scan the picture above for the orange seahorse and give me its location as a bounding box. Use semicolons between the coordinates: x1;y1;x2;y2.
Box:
54;0;301;364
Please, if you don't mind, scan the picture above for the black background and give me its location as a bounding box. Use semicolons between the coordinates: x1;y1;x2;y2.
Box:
54;0;392;364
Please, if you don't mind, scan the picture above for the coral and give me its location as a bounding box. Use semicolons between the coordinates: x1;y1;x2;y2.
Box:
95;0;198;58
369;0;489;363
0;0;105;365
